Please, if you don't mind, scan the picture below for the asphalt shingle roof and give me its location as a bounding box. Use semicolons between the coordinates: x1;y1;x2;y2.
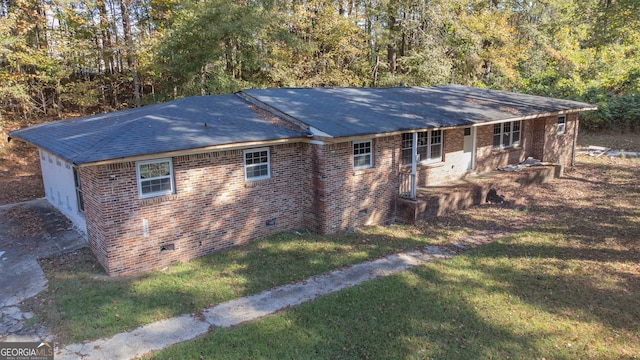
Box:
9;94;309;165
9;85;596;165
243;85;596;138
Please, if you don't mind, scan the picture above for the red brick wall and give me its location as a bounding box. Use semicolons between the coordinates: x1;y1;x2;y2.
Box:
82;143;308;275
531;118;546;160
80;115;578;275
308;136;399;234
540;113;578;167
82;138;400;275
412;128;471;186
80;165;109;271
302;142;321;231
475;120;534;173
474;114;577;173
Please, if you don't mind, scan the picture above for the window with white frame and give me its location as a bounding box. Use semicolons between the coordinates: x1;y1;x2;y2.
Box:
73;167;85;213
557;115;566;134
244;148;271;180
353;140;373;169
401;130;443;166
136;158;175;198
493;121;521;149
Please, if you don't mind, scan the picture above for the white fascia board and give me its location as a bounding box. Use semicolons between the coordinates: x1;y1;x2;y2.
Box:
470;107;598;127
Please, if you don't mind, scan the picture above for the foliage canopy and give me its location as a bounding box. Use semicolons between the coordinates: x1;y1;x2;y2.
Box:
1;0;638;130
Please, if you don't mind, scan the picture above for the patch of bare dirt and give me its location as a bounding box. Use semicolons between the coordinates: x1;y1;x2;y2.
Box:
40;247;104;275
577;130;640;152
2;206;50;239
1;119;45;205
425;154;640;255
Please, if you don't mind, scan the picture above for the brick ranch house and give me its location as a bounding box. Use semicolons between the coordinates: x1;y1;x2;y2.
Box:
9;85;596;275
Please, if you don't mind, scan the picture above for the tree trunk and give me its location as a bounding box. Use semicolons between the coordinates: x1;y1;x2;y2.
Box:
97;0;114;74
387;43;397;74
120;0;140;106
372;54;380;87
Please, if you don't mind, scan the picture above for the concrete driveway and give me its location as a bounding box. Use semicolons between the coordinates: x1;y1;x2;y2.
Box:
0;198;86;308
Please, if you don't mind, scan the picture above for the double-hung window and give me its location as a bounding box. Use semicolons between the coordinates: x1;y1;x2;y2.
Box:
493;121;521;149
353;140;373;169
401;130;443;166
136;158;175;198
557;115;566;134
244;148;271;181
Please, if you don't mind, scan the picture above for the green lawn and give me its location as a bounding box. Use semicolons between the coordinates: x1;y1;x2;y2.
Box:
26;222;463;344
26;154;640;359
148;234;640;359
145;155;640;359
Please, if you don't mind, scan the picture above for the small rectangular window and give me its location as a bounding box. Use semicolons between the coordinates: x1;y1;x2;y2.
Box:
513;121;521;143
493;124;502;148
244;148;271;181
502;122;511;147
73;167;85;213
353;140;373;169
401;133;413;165
136;158;175;198
557;115;566;134
430;130;442;161
416;132;428;161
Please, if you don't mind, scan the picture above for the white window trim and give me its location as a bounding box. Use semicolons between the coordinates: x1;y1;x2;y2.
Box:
401;130;443;166
493;121;522;149
353;139;373;169
244;147;271;181
423;130;443;164
557;115;566;134
73;166;85;213
136;158;175;198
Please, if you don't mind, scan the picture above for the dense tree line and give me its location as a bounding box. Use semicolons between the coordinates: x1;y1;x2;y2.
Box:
1;0;639;130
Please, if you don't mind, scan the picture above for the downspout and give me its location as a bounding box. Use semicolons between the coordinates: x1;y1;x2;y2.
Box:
411;132;417;199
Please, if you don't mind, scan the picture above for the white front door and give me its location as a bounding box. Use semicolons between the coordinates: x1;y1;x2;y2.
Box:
463;127;475;170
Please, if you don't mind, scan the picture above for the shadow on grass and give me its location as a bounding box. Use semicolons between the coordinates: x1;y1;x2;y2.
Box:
476;242;640;333
145;157;639;358
27;157;640;349
27;227;441;344
149;265;546;360
154;234;639;359
150;245;639;359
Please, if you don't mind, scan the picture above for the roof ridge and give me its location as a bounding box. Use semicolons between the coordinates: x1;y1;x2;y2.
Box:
236;91;312;135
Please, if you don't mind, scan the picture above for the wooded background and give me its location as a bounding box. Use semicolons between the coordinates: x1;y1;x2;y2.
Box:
1;0;638;130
